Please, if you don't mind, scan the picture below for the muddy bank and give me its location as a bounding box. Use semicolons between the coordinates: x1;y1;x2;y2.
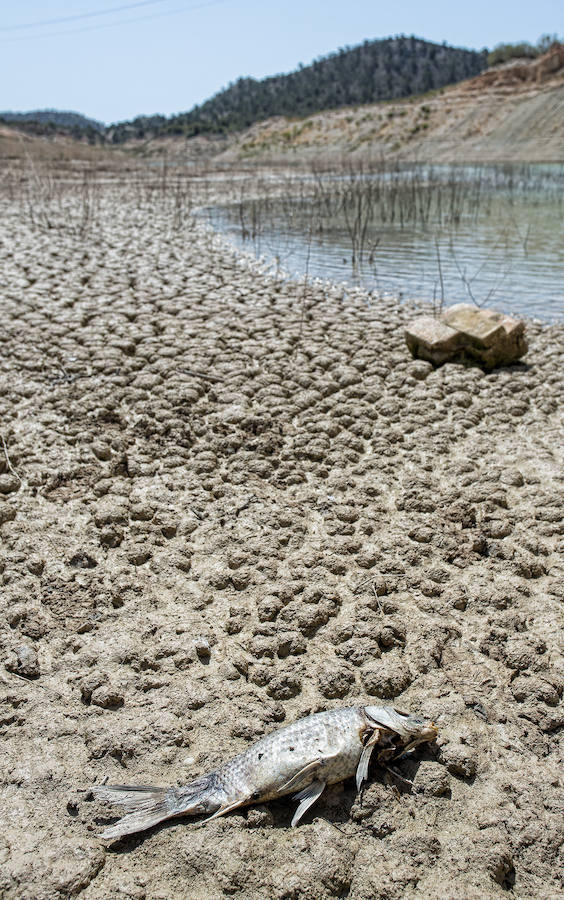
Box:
0;179;563;899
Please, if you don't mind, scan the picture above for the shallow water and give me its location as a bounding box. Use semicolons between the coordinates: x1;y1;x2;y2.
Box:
202;164;564;323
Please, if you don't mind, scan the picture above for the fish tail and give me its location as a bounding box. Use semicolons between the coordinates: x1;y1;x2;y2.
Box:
92;774;219;840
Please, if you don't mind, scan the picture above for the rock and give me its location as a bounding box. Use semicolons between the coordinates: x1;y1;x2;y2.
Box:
414;761;451;796
90;684;124;709
0;502;16;525
6;644;40;678
405;304;527;368
405;316;464;366
499;469;524;487
26;556;45;575
91;441;111;461
440;742;477;778
194;637;211;658
0;474;20;494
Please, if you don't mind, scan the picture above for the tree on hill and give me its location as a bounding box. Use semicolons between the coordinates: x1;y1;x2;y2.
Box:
0;109;104;131
487;33;561;66
0;109;105;144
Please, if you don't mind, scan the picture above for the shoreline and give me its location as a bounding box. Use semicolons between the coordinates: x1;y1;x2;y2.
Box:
193;161;564;327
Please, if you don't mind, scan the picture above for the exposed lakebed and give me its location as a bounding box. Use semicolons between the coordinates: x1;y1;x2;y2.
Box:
1;171;563;899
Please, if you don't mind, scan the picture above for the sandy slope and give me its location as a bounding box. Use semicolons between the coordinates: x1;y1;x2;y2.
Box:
219;49;564;164
0;175;562;899
198;46;561;164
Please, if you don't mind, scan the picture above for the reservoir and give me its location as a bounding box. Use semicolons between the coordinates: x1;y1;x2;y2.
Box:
202;163;564;322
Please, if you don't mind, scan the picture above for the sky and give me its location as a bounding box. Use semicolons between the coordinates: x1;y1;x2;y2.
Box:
0;0;561;124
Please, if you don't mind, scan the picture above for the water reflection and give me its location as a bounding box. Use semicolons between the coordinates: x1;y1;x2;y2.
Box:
202;164;564;323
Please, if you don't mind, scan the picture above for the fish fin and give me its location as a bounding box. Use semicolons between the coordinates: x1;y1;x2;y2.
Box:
356;729;381;791
92;785;175;840
280;761;321;793
92;774;216;841
201;798;249;823
280;752;338;794
92;785;166;806
291;779;326;827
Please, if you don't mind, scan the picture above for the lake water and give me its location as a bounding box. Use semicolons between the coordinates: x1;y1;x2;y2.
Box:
201;164;564;323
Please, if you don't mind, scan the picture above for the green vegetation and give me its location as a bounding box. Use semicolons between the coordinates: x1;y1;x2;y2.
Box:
487;33;560;67
0;109;105;144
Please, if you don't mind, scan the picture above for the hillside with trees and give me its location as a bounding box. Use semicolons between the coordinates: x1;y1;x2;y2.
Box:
219;41;564;164
0;109;105;143
3;35;561;147
487;32;559;66
108;36;487;142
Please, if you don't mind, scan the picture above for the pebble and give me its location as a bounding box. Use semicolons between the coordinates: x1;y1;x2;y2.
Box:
194;637;211;658
440;743;477;778
6;644;40;678
0;502;16;524
26;556;45;575
0;474;20;494
414;761;451;796
90;685;124;709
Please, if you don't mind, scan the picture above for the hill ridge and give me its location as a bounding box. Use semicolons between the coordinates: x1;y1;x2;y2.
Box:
108;35;485;142
0;109;105;132
0;36;486;143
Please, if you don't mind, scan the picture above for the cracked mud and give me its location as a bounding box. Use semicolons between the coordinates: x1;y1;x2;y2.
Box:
0;175;563;899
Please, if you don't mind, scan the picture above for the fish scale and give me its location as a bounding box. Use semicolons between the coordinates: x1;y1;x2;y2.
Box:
93;705;438;840
213;706;368;804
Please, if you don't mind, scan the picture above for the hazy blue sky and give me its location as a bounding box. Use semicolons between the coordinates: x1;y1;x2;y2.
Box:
1;0;561;123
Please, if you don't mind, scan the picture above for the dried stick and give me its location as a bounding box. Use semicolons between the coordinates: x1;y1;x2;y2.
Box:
1;433;21;482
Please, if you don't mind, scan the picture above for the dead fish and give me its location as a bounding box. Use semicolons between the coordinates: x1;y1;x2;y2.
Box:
92;705;437;840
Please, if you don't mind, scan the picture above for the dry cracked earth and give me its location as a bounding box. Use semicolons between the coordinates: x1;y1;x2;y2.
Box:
0;177;563;900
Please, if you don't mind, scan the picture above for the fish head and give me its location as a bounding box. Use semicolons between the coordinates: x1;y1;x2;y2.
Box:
364;705;438;748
